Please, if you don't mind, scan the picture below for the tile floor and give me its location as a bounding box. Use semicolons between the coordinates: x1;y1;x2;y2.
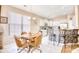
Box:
0;36;79;53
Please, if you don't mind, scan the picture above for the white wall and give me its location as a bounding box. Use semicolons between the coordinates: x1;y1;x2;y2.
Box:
30;18;53;34
52;15;77;29
31;19;38;33
52;20;67;27
68;15;78;29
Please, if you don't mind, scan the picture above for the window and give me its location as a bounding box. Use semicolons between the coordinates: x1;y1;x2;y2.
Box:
22;16;31;32
8;12;31;36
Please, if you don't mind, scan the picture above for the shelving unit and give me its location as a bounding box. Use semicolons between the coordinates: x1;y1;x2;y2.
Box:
0;32;3;49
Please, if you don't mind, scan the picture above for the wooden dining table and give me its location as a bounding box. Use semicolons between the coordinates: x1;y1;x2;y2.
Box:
18;34;36;53
17;31;42;53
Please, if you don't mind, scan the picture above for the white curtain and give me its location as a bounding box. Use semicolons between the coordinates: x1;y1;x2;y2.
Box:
8;12;31;36
22;16;31;32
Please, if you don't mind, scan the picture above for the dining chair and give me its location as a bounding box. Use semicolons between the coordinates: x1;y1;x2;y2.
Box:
28;32;42;53
14;35;29;53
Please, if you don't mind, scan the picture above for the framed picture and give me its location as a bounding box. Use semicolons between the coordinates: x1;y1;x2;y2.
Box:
0;16;8;24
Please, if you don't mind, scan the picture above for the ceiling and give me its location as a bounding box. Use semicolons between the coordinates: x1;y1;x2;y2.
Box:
10;5;74;19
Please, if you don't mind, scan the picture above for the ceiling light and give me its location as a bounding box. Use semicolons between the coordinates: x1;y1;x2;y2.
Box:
27;16;31;19
32;17;36;20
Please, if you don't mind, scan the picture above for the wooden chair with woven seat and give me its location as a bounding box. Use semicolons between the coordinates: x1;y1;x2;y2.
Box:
28;32;42;53
14;35;29;53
